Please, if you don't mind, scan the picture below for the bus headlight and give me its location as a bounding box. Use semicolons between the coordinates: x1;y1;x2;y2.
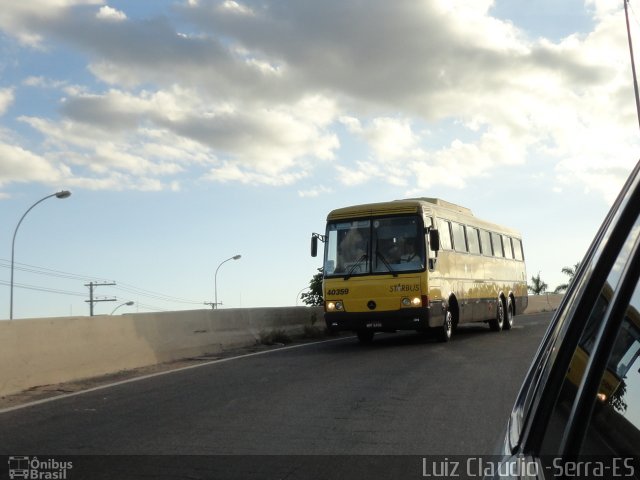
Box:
402;297;422;307
326;301;344;312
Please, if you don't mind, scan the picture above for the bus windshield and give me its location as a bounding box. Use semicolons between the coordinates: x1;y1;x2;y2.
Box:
324;215;425;277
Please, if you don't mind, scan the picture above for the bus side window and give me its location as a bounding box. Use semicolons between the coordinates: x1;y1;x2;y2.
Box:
438;219;453;250
513;238;524;261
452;222;467;253
479;229;492;256
466;226;481;255
503;235;514;259
491;232;504;257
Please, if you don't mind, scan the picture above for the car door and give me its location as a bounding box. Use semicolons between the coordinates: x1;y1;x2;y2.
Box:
492;159;640;479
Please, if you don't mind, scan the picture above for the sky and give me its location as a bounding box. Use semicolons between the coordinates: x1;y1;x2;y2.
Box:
1;0;640;319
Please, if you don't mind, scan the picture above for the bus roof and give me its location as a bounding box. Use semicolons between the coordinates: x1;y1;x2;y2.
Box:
327;197;471;220
326;197;521;237
404;197;473;216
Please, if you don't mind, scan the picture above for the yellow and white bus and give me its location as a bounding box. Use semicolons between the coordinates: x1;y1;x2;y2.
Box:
311;197;528;343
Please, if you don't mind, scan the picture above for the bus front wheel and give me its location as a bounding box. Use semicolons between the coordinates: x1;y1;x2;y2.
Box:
437;310;453;342
356;329;375;344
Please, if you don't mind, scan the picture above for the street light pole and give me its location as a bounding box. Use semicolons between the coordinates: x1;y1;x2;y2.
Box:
111;301;134;315
10;190;71;320
214;254;241;309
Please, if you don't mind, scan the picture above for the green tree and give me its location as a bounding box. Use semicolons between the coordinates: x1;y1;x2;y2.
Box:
528;272;548;295
300;268;323;306
554;262;581;294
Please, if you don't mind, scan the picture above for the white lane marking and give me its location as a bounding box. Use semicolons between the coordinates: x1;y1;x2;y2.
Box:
0;336;351;415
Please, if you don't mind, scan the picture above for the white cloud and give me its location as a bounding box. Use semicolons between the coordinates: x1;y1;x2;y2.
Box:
96;6;126;22
204;161;307;186
0;0;637;199
335;117;421;187
339;116;362;134
365;117;421;161
337;117;527;190
0;88;14;115
585;0;620;20
92;143;183;175
0;141;63;185
176;0;638;198
62;171;173;192
219;1;254;16
0;0;103;47
336;161;383;187
13;83;341;189
23;76;51;88
298;185;333;197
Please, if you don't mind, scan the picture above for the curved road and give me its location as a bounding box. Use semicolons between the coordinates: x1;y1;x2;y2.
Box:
0;312;552;478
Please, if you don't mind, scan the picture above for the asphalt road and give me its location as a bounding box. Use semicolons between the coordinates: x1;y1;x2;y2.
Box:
0;312;552;479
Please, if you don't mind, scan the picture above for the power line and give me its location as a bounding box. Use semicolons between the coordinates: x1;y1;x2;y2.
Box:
134;302;173;312
0;259;111;282
0;279;176;313
0;280;197;315
0;258;203;305
0;280;87;297
113;283;203;305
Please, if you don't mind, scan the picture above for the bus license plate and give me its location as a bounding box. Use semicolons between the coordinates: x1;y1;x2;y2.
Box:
366;322;382;328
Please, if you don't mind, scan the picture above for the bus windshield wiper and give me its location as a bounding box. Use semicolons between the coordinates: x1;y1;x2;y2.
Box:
376;250;398;277
344;254;368;280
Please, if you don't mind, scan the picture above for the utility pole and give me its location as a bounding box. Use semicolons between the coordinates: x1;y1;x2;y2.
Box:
85;281;117;316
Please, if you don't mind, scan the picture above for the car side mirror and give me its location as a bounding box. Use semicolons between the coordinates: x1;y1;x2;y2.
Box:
311;236;318;257
429;229;440;252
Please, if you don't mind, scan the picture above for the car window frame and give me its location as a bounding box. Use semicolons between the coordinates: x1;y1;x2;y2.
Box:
560;230;640;456
510;159;640;457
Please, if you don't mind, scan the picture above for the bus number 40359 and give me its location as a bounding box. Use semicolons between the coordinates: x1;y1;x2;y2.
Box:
327;288;350;296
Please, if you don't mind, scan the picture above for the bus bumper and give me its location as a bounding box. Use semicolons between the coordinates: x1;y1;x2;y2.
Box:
325;307;439;333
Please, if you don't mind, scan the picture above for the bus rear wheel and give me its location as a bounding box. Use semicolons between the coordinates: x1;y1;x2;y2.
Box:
503;297;514;330
489;299;505;332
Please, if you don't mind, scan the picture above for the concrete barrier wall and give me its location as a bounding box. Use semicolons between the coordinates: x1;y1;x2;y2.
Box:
0;306;323;398
524;293;564;314
0;297;561;399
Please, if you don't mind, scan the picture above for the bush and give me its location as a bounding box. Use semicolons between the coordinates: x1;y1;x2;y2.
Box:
303;325;325;339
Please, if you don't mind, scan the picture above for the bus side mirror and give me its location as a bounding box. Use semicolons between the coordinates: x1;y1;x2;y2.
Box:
429;229;440;252
311;236;318;257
